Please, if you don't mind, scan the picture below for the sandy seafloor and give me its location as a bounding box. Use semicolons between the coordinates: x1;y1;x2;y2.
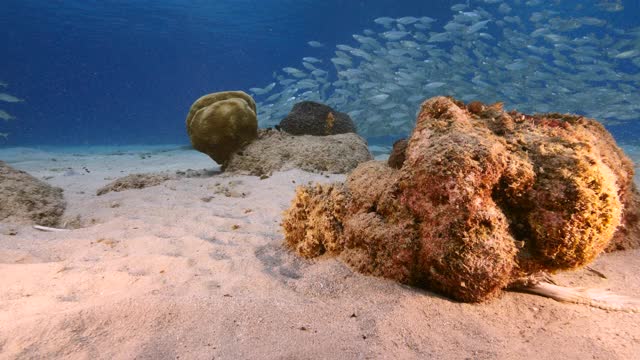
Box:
0;143;639;360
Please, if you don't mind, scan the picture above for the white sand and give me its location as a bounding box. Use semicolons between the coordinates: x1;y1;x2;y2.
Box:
1;145;639;359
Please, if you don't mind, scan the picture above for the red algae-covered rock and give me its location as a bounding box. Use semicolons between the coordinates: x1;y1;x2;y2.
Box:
399;98;521;301
342;162;419;284
282;96;636;303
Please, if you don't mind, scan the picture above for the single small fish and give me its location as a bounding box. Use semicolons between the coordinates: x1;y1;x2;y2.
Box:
330;57;352;66
350;48;372;60
249;82;276;95
296;79;318;89
368;94;390;104
382;31;409;41
429;32;452;43
0;132;8;140
0;93;24;103
336;44;354;52
0;81;7;87
423;81;446;90
418;16;436;24
283;67;305;75
374;17;395;27
307;41;324;48
302;57;322;63
467;20;491;34
302;62;317;71
311;69;328;77
352;34;380;47
478;32;495;41
613;50;638;59
0;110;15;121
397;16;419;25
279;79;296;86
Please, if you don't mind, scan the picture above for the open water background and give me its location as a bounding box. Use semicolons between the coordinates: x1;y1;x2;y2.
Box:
0;0;639;147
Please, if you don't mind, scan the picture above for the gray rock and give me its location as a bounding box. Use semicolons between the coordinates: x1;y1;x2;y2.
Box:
225;129;372;175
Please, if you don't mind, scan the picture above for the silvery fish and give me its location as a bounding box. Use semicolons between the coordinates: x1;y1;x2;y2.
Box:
418;16;436;24
382;31;409;41
613;50;638;59
374;17;395;27
0;110;15;121
0;93;24;103
249;82;276;95
352;34;380;47
330;57;352;66
369;94;390;104
248;0;640;138
302;62;317;71
467;20;491;33
336;44;354;51
423;82;446;90
311;69;328;77
302;57;322;63
397;16;419;25
429;32;451;42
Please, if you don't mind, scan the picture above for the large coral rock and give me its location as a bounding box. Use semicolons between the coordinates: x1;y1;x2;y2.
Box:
0;161;66;226
186;91;258;166
224;129;372;175
279;101;357;136
282;96;636;302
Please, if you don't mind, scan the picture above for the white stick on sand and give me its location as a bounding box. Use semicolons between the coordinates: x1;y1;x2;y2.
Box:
33;225;71;232
524;281;640;313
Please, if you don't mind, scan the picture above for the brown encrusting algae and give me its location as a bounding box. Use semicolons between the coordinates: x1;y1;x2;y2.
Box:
283;96;640;303
0;160;66;226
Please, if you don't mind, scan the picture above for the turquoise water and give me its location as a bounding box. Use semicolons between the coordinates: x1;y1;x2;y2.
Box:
0;0;639;147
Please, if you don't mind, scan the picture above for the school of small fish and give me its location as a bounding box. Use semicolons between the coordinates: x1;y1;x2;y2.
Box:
249;0;639;137
0;81;23;140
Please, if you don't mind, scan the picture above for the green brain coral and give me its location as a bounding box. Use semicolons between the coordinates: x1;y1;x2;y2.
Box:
186;91;258;166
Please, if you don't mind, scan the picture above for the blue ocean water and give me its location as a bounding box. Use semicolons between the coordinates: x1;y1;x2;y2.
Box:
0;0;639;147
